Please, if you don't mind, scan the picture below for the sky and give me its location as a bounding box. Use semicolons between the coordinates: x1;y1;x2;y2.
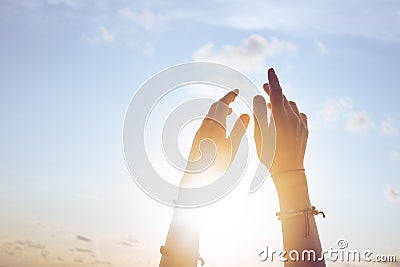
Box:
0;0;400;266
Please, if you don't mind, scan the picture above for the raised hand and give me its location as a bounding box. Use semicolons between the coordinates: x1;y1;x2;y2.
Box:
254;68;308;186
183;89;249;187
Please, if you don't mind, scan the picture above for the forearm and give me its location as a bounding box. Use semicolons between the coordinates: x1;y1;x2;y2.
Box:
274;172;325;267
160;175;202;267
160;209;201;267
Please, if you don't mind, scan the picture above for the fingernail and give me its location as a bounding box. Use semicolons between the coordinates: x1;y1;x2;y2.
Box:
233;89;239;94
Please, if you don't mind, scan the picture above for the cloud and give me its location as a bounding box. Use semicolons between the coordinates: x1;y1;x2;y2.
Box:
314;39;329;54
83;26;115;44
93;260;112;265
380;117;399;135
385;187;400;203
99;26;115;43
193;34;296;74
76;234;92;242
119;7;159;30
211;1;400;43
345;111;374;133
5;1;400;43
117;236;139;247
3;239;48;259
69;247;113;265
75;248;93;253
322;98;353;123
322;98;374;134
74;258;112;266
71;247;95;256
7;0;83;10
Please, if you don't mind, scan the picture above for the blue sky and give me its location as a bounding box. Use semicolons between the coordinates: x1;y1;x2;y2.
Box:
0;1;400;266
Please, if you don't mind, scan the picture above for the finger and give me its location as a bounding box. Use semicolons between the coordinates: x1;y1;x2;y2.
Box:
300;113;308;129
253;95;268;157
289;101;300;116
230;114;250;157
228;107;233;115
267;68;285;115
201;101;218;129
282;95;292;111
215;89;239;126
220;89;239;105
263;83;270;95
263;84;273;110
253;95;268;129
215;101;231;128
206;102;218;118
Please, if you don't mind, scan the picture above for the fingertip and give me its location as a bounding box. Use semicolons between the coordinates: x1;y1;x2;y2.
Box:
267;68;275;76
300;112;308;127
267;68;280;88
289;101;300;115
263;83;270;95
221;89;238;104
253;95;266;104
240;113;250;127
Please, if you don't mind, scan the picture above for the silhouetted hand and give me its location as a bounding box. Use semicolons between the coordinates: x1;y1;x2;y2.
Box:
254;68;308;186
183;90;249;187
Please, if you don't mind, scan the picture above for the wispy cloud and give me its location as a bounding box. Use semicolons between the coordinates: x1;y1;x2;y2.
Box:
380;117;399;135
76;234;92;243
119;7;160;30
69;246;113;266
345;111;374;133
322;98;353;123
213;1;400;43
3;239;48;259
193;34;296;74
5;0;84;10
314;39;329;54
99;26;115;42
322;98;374;134
83;26;115;44
385;187;400;203
5;1;400;43
71;247;95;256
117;236;139;247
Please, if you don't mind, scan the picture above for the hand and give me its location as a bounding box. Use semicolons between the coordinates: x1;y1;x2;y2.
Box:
253;68;308;187
183;90;249;187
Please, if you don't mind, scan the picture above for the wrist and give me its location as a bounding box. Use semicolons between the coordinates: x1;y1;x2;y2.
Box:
273;172;311;211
